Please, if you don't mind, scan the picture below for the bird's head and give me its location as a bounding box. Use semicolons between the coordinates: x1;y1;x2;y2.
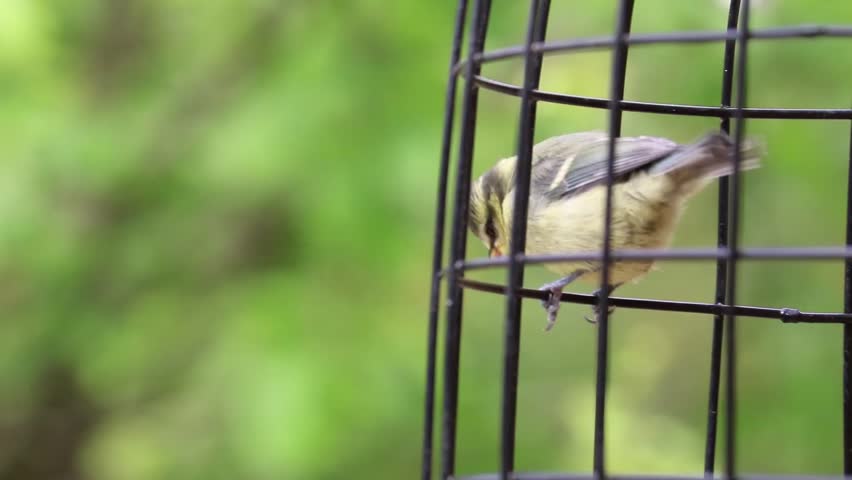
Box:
468;158;516;258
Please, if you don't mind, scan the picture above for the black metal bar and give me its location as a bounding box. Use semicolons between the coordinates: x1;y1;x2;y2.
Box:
423;3;469;480
501;0;551;478
441;0;492;478
452;25;852;70
843;119;852;472
534;25;852;54
472;77;852;120
457;473;852;480
458;278;852;324
705;0;741;475
450;246;852;274
725;0;751;477
594;1;635;476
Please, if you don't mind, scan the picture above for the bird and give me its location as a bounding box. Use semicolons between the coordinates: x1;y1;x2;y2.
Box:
468;131;762;330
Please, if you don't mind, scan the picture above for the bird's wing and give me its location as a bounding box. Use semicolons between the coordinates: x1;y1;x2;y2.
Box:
534;134;680;200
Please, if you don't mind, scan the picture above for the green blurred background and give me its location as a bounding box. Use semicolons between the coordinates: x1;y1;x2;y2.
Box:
0;1;850;479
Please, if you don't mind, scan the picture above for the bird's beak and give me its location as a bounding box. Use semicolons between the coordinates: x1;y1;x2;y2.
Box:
489;247;503;258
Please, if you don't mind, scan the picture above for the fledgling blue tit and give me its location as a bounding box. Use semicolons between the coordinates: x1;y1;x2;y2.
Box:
468;131;763;330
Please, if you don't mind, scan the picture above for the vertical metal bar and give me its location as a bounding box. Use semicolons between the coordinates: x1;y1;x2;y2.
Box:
843;118;852;473
725;0;750;477
705;0;741;475
594;0;635;476
441;0;492;478
423;2;470;480
501;0;551;478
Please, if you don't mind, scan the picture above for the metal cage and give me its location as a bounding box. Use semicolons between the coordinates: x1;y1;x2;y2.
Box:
421;1;852;479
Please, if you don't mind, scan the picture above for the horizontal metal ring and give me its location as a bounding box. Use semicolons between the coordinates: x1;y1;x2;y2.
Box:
458;278;852;324
452;24;852;74
457;474;851;480
473;76;852;119
445;246;852;274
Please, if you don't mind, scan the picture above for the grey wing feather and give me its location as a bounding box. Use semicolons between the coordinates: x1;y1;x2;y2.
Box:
542;134;680;199
527;132;608;196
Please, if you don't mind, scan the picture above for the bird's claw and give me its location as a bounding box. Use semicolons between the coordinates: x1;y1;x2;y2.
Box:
540;287;562;332
584;305;616;324
584;284;618;324
537;272;591;331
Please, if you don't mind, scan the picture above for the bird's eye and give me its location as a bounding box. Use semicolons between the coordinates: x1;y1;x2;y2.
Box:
484;218;497;242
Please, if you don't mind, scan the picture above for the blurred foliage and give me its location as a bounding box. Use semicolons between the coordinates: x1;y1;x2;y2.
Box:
0;1;849;479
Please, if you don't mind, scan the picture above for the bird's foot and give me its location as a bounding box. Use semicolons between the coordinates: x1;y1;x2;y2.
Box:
584;304;616;324
537;271;585;331
583;285;619;324
539;284;564;332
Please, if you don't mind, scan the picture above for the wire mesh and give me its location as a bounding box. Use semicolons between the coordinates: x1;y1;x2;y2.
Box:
422;1;852;479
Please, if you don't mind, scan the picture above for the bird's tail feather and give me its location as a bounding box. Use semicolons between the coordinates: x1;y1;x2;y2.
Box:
648;132;764;182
